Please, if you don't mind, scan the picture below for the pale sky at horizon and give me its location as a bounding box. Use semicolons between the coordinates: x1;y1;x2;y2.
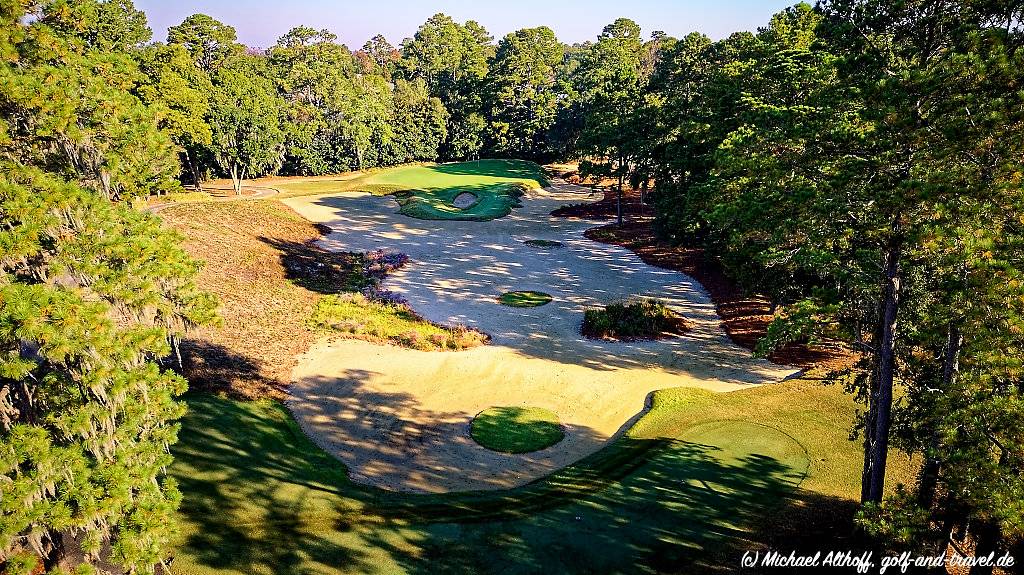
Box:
135;0;799;50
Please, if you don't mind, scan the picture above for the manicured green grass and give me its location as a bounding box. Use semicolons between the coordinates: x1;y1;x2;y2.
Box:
470;406;565;453
310;293;487;351
272;159;549;221
498;291;553;308
523;239;564;249
168;377;916;574
582;298;689;340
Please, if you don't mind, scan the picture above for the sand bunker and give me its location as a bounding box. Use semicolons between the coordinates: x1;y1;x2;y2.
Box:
451;191;478;209
283;181;797;493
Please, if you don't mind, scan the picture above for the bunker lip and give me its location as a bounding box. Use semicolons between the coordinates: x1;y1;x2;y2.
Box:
283;178;798;493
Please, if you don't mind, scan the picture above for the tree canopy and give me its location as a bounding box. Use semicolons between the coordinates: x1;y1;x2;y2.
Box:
3;0;1024;569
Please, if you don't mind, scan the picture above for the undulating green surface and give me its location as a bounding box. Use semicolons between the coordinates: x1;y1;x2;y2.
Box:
470;406;565;453
168;378;912;574
273;160;549;221
497;291;553;308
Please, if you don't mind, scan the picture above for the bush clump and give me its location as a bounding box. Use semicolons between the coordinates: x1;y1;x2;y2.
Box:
581;298;688;341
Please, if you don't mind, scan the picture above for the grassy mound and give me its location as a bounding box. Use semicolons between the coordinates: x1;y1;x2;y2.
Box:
273;159;549;221
523;239;563;249
498;291;553;307
582;298;689;340
311;293;487;351
470;407;565;453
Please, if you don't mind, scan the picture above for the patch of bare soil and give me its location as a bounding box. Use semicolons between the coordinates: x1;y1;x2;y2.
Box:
549;185;652;220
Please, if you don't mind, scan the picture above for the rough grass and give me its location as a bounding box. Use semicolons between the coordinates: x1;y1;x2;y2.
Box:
582;298;689;340
310;293;488;351
470;407;565;453
498;291;553;308
272;159;549;221
160;200;367;399
159;199;484;398
168;376;917;574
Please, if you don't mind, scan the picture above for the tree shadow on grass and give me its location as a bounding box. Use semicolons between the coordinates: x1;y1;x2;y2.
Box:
169;382;844;575
258;236;371;295
177;339;287;400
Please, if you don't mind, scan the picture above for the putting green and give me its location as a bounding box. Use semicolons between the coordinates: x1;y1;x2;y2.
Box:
498;290;553;308
368;160;547;221
271;159;549;221
471;406;565;453
676;420;810;492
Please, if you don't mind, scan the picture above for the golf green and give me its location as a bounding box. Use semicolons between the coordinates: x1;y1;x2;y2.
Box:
366;160;548;221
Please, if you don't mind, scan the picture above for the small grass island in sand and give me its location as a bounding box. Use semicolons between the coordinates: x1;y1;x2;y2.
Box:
523;238;564;249
498;290;553;307
471;406;565;453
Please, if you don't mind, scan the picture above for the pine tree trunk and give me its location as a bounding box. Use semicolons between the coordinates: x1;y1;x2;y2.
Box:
864;237;902;503
184;149;203;193
861;379;878;502
617;152;624;227
969;519;1001;575
918;322;961;510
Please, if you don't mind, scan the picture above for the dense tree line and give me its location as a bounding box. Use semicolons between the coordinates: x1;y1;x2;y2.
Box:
3;0;1024;571
631;0;1024;565
0;3;676;194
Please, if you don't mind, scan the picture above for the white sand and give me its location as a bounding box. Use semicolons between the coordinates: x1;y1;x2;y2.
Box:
282;182;797;493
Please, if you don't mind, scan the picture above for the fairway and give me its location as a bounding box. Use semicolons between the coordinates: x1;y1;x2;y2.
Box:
273;160;549;221
169;380;850;575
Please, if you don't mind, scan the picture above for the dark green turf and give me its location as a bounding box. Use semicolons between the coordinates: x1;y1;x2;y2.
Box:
470;406;565;453
169;386;816;574
498;291;553;308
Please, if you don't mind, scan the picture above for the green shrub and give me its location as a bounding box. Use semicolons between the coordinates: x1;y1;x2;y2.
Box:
581;298;688;340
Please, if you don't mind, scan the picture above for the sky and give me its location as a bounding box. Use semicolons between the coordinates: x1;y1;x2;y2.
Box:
136;0;797;50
